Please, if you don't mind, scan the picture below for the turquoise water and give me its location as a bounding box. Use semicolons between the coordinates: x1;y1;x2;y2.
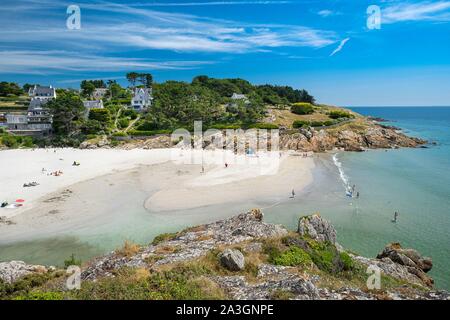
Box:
265;107;450;290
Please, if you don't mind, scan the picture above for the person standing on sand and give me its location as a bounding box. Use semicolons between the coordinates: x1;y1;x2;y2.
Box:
291;189;295;198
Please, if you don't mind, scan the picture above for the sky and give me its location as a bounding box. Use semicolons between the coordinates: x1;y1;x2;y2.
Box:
0;0;449;106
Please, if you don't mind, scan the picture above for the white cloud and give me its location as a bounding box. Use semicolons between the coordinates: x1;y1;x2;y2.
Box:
383;1;450;23
0;50;212;74
127;1;293;7
330;37;350;56
317;10;334;17
0;1;337;53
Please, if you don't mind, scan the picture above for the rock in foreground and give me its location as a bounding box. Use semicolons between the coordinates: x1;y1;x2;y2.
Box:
1;210;448;300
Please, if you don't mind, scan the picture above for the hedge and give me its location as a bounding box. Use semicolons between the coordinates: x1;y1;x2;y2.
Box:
328;110;355;119
291;102;314;115
128;129;172;136
247;123;279;130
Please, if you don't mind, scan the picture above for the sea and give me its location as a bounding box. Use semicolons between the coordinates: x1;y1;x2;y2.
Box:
1;107;449;290
264;107;450;290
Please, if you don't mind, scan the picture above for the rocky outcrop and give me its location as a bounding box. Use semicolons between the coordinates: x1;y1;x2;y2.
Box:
373;243;434;287
219;249;245;271
79;135;110;149
298;214;337;244
279;123;426;152
0;261;52;284
81;208;287;280
3;210;448;300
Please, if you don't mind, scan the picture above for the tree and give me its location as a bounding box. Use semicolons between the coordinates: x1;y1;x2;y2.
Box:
23;83;39;93
136;73;153;88
0;82;23;96
88;108;111;123
80;81;96;98
47;94;85;136
126;72;139;88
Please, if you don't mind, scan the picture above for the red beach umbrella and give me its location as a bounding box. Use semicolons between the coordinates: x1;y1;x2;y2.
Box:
15;199;25;203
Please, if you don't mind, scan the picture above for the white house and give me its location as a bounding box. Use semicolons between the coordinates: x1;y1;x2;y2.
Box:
83;100;104;118
131;87;152;112
4;85;56;136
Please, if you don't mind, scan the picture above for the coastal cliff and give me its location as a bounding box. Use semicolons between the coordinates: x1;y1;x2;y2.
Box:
1;210;448;300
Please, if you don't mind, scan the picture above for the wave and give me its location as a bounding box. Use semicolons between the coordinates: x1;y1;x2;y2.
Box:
332;153;351;193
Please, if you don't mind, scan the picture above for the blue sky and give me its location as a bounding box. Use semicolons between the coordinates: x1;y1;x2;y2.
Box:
0;0;449;106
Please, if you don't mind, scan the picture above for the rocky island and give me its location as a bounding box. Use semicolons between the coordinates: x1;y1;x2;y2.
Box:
1;210;447;300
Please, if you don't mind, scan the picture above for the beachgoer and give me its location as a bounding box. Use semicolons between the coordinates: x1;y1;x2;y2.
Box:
291;189;295;198
352;184;356;192
225;163;228;168
356;192;360;198
393;211;399;223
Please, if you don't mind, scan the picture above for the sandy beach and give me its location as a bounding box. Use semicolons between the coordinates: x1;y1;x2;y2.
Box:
0;148;314;246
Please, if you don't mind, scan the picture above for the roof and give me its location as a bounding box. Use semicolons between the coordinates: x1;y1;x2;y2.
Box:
83;100;103;109
133;88;152;99
29;85;55;97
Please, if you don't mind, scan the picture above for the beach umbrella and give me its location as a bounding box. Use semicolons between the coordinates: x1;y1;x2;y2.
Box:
15;199;25;203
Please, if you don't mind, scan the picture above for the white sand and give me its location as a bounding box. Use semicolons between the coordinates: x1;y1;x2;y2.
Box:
0;148;314;242
0;148;171;218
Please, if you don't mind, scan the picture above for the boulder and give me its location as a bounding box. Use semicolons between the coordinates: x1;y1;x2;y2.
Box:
377;243;433;273
298;214;337;244
0;261;49;284
219;249;245;271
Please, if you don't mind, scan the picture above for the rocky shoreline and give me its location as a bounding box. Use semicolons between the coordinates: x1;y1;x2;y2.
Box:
78;120;426;153
1;210;448;300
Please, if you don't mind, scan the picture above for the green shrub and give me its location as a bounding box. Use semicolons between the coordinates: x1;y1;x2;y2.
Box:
1;135;18;148
117;118;130;129
293;120;309;128
137;121;158;131
122;109;138;119
64;253;81;268
310;121;326;127
14;291;64;300
89;108;111;122
112;132;127;137
72;267;225;300
152;232;178;245
339;252;354;271
0;273;59;299
208;124;241;130
328;110;355;119
128;130;172;136
272;246;312;267
247;123;279;130
291;103;314;115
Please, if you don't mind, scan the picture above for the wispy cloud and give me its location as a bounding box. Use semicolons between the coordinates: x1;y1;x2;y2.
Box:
383;1;450;23
317;10;335;17
0;50;212;74
0;0;339;74
0;1;338;51
127;1;293;7
330;37;350;56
